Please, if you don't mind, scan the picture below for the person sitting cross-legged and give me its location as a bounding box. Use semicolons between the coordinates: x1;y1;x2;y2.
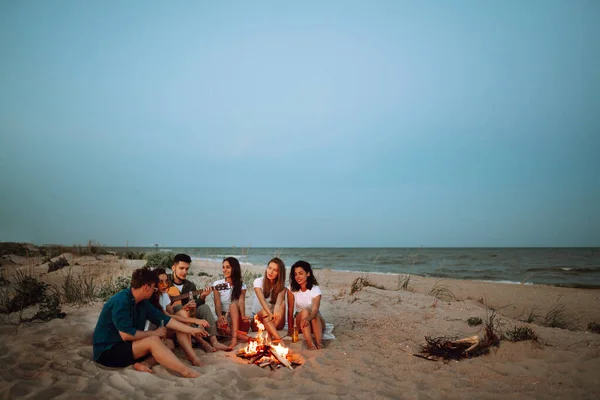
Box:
168;253;231;352
93;267;208;378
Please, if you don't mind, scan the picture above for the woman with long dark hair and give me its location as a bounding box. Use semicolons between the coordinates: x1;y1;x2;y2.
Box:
287;260;326;350
251;257;286;341
213;257;249;347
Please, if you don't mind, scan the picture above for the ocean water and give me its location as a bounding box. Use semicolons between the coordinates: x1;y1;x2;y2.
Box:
108;247;600;289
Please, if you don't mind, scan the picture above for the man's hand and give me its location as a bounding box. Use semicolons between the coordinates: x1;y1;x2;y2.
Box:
183;300;196;311
217;315;227;328
153;327;167;338
194;319;210;328
192;327;208;338
273;309;282;321
199;286;211;300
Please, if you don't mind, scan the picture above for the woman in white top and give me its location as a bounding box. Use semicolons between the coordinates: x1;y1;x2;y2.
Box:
287;261;326;350
149;269;210;367
213;257;249;347
252;257;286;342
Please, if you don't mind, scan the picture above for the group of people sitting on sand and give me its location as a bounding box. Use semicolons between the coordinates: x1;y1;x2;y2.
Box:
92;253;325;377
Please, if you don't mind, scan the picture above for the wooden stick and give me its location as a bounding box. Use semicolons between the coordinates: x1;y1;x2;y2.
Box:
268;346;293;370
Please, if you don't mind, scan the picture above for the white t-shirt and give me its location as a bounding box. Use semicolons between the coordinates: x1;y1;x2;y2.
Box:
289;285;322;313
252;277;264;314
214;279;246;312
159;292;171;312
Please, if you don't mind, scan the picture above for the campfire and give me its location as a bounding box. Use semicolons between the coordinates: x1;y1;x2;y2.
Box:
236;316;303;370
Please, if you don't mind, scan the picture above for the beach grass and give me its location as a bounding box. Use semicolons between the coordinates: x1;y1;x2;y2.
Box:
429;280;457;302
540;298;578;331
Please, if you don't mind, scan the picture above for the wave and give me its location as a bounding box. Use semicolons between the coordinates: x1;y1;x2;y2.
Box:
525;266;600;274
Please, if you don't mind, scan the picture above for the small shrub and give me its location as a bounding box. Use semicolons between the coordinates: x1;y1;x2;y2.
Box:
28;286;66;322
145;252;175;269
48;256;69;273
467;316;483;326
197;271;211;277
429;281;456;301
587;322;600;334
121;251;146;260
97;276;131;301
7;275;47;313
504;326;538;342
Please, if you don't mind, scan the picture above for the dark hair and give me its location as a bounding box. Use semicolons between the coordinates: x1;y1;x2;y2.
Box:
289;260;318;292
173;254;192;265
263;257;286;305
131;267;158;289
223;257;243;302
149;268;167;309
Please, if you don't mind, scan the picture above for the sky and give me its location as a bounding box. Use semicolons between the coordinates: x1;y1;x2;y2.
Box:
0;1;599;247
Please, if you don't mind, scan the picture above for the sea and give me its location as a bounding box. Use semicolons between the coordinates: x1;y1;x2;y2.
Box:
106;247;600;289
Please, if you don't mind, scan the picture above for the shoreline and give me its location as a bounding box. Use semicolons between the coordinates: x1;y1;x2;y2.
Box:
1;253;599;398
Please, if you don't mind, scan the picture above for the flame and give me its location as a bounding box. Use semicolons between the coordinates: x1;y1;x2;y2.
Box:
244;340;258;355
271;342;289;358
255;315;265;332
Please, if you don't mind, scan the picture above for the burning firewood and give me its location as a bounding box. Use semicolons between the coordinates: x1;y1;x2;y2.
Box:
236;315;301;369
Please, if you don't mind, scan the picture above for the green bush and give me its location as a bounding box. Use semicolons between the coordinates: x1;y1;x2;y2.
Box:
504;326;538;342
467;316;483;326
28;286;66;321
121;251;146;260
144;252;175;269
98;276;131;301
6;276;47;313
48;256;69;273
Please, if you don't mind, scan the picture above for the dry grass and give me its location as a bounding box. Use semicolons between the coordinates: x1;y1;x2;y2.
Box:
332;287;347;300
350;276;384;295
429;280;456;301
396;274;412;291
540;298;578;331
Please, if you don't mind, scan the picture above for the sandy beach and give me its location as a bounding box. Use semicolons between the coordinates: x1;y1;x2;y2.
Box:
1;254;599;399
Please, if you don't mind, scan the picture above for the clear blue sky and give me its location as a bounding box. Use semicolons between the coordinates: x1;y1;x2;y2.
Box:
1;1;598;247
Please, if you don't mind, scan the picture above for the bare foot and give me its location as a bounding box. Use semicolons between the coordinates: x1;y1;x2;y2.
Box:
315;342;324;350
231;337;238;348
306;341;317;351
180;368;201;378
187;355;203;367
197;338;216;353
210;340;233;352
133;362;154;374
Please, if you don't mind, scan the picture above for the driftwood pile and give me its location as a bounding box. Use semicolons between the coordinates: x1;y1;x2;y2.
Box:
417;322;500;361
